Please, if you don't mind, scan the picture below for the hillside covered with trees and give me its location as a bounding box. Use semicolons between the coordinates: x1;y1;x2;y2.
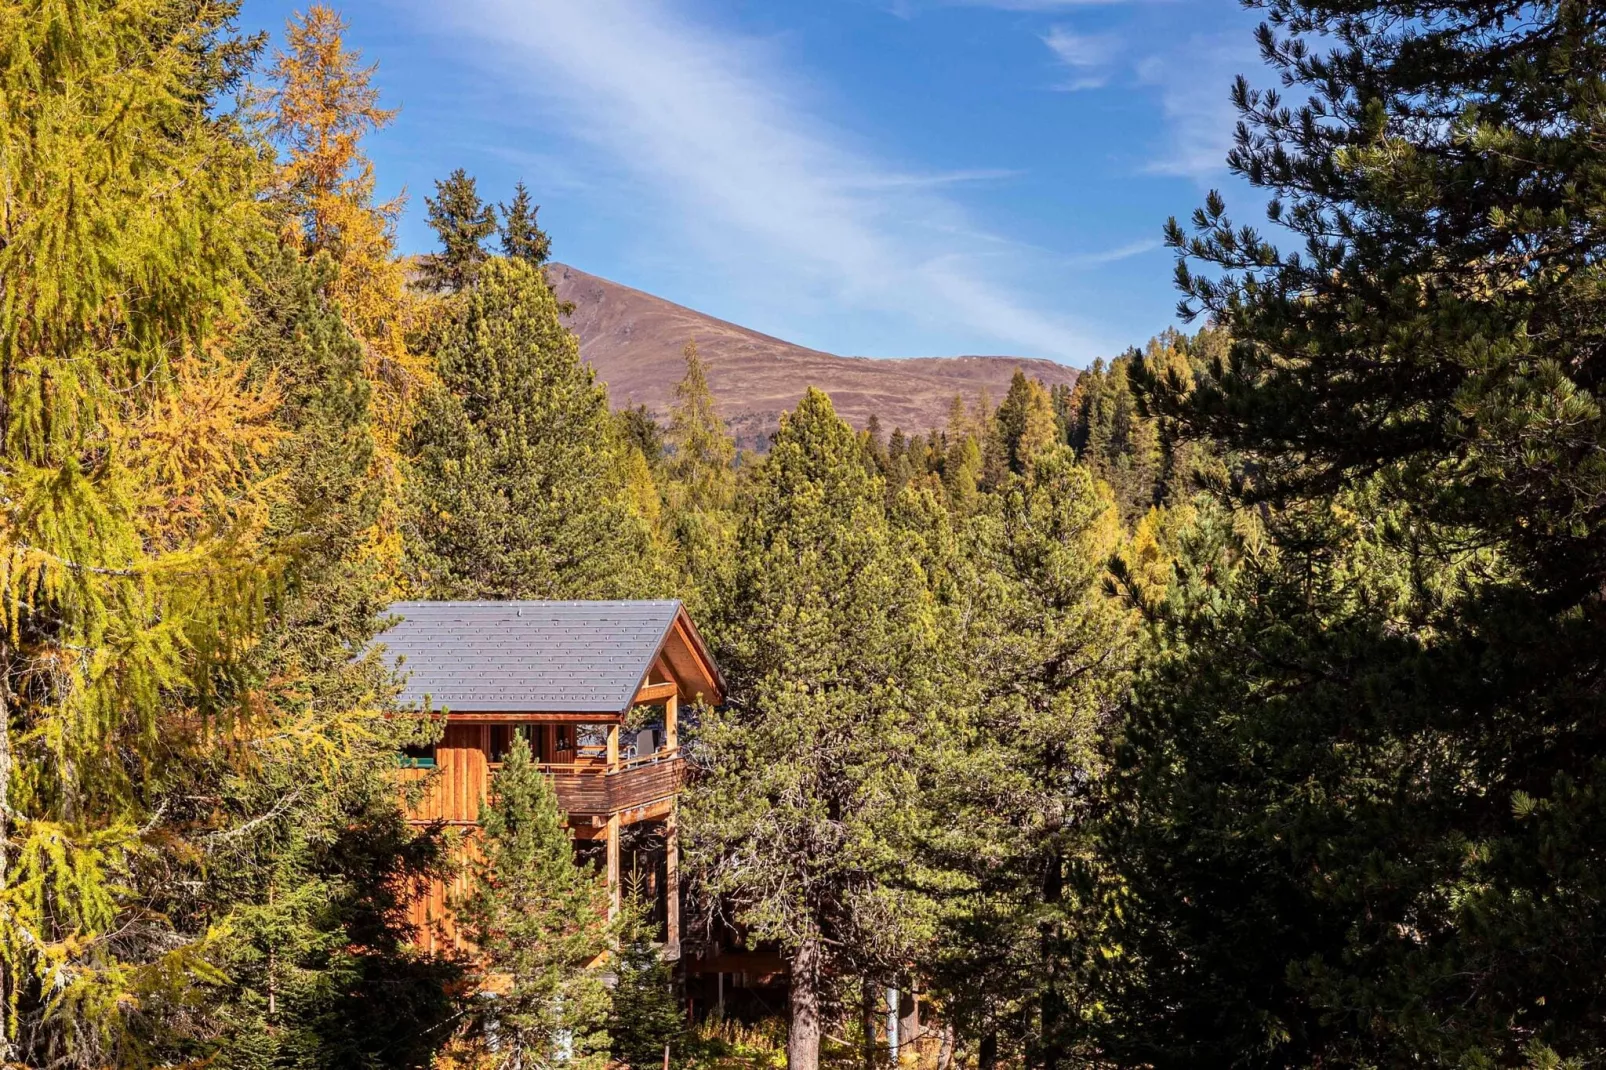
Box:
1;1;1602;1069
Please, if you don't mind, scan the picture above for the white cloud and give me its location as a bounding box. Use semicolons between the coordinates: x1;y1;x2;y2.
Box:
1042;26;1121;90
1135;34;1258;179
1066;237;1160;267
415;0;1103;362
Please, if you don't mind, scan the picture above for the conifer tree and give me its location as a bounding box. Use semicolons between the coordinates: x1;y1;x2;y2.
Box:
921;450;1130;1070
263;3;423;580
406;257;668;599
1110;1;1606;1065
666;341;736;513
608;920;685;1070
265;5;408;356
419;168;497;292
184;247;464;1070
0;1;284;1061
994;371;1059;476
499;181;553;265
461;737;612;1070
663;341;737;616
685;389;943;1070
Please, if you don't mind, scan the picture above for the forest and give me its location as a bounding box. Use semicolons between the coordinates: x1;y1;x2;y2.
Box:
1;0;1602;1068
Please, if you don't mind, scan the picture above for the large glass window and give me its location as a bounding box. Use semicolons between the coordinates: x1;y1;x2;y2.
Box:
488;723;545;764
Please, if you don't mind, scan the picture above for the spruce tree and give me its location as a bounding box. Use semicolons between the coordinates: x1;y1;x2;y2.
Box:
418;168;497;293
406;256;669;599
499;181;553;265
460;737;612;1070
608;920;685;1070
1111;1;1606;1065
994;371;1059;476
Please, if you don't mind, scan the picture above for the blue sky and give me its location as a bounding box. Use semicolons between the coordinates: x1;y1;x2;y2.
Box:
240;0;1271;368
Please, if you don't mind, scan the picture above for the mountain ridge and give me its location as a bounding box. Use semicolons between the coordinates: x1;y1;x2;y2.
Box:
548;264;1081;447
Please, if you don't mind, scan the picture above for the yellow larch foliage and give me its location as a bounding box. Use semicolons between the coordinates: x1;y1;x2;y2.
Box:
263;3;433;587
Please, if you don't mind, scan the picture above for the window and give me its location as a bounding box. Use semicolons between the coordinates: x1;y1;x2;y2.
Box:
399;742;436;769
489;724;541;764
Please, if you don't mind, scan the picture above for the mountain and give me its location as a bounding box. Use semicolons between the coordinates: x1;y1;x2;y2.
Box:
548;264;1080;448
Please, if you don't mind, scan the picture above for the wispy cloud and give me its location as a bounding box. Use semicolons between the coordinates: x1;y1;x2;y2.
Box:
1042;26;1121;90
415;0;1102;361
1066;237;1160;267
1136;34;1257;179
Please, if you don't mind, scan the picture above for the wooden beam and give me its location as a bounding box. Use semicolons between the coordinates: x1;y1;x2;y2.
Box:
666;807;681;955
633;681;679;705
606;724;619;770
442;711;620;725
664;693;678;749
606;814;622;920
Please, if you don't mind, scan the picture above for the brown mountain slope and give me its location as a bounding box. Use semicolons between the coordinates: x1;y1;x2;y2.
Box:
549;264;1080;447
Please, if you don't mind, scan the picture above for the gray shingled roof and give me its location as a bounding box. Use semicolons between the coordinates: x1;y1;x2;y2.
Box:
376;600;684;713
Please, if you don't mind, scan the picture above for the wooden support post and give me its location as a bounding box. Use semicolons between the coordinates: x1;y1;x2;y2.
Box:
606;813;622;919
607;723;620;769
664;693;678;749
665;809;680;954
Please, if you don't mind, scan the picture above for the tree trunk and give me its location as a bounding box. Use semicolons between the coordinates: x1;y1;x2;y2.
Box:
1039;843;1065;1070
979;1030;998;1070
937;1023;954;1070
0;657;12;1063
861;978;878;1070
899;987;921;1048
788;937;822;1070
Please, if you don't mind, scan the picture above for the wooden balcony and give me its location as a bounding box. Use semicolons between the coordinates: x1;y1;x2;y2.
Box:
544;749;685;819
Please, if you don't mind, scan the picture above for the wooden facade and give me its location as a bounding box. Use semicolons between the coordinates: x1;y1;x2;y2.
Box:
392;604;723;956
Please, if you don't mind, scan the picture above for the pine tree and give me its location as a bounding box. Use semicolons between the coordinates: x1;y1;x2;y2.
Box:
419;168;497;293
922;450;1130;1070
460;737;613;1070
684;389;944;1070
183;247;464;1070
499;181;553;265
1111;1;1606;1065
406;256;668;599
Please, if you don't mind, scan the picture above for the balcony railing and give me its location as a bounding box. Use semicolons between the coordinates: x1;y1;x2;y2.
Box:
401;746;685;826
542;748;685;817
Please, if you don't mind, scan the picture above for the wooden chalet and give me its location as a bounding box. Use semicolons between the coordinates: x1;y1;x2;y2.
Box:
379;599;724;956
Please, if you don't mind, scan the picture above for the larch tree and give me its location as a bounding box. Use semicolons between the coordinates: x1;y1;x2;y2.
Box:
418;168;497;293
666;341;735;513
994;371;1060;477
265;5;403;347
684;389;944;1070
0;0;284;1061
263;1;427;472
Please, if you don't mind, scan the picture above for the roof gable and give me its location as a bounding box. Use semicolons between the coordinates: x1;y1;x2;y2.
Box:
377;600;695;714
